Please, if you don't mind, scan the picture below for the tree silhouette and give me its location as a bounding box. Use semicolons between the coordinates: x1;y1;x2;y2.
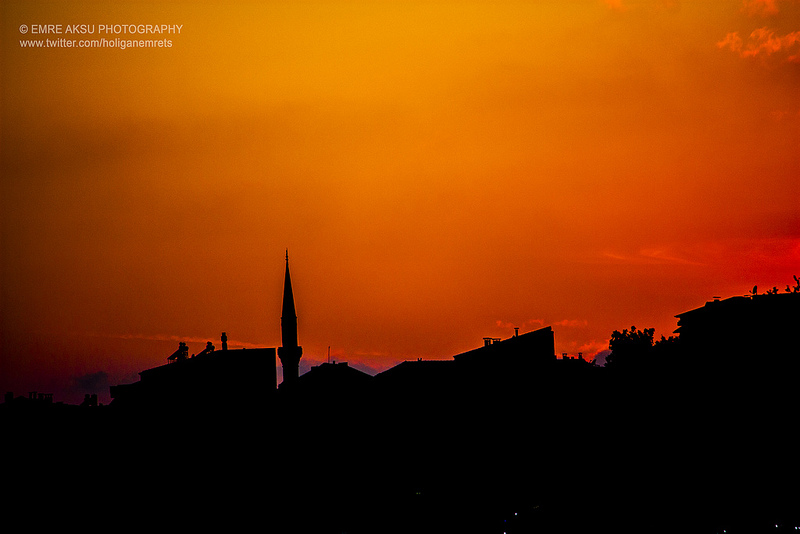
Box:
652;334;680;365
605;326;655;370
786;275;800;294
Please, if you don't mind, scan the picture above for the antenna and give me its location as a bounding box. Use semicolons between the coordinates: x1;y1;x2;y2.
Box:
328;346;331;364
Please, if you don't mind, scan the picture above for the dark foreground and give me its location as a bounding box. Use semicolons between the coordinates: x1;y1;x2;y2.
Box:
4;366;798;534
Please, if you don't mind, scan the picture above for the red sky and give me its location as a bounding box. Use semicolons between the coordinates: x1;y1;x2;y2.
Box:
2;0;799;405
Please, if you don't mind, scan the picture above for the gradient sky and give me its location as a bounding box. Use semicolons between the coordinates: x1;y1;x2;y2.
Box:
2;0;798;405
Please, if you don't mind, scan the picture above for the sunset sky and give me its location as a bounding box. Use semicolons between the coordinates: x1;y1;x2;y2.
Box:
2;0;798;405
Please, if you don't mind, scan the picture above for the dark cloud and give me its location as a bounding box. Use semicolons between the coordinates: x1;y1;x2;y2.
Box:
71;371;110;394
593;349;612;367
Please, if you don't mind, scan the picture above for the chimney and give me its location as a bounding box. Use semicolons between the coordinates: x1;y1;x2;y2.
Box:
514;327;519;337
221;332;228;351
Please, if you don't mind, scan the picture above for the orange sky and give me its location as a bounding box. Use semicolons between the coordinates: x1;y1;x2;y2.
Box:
2;0;799;404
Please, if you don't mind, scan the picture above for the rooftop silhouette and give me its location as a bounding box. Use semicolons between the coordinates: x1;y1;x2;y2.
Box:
3;265;799;533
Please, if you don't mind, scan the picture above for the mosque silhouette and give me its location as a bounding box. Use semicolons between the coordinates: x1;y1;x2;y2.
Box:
107;251;585;412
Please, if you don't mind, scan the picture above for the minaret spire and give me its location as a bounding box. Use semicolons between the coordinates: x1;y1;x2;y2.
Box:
278;250;302;386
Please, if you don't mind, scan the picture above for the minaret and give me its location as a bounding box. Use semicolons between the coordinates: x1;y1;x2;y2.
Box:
278;250;302;385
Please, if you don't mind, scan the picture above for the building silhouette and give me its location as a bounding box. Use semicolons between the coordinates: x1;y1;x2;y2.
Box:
675;291;800;376
108;337;276;409
105;255;594;415
6;268;799;533
107;252;313;408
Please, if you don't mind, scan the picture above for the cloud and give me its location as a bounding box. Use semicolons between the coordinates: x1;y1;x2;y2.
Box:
717;27;800;62
495;318;545;331
601;0;628;12
71;371;109;394
718;31;745;53
108;332;264;349
639;248;707;265
558;340;609;363
601;248;705;266
553;319;589;328
769;109;792;121
592;349;612;367
353;349;392;358
600;0;681;13
742;0;780;17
